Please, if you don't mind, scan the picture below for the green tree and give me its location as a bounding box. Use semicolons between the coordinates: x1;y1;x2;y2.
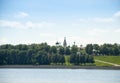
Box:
85;44;93;55
70;53;75;64
59;55;65;64
0;50;6;65
18;51;27;64
65;47;71;55
50;46;57;54
93;44;99;55
59;47;65;55
71;45;78;54
15;44;28;50
51;53;58;64
113;44;120;55
36;51;50;65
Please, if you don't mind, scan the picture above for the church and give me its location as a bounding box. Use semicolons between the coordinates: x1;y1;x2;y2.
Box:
55;37;67;47
63;37;67;47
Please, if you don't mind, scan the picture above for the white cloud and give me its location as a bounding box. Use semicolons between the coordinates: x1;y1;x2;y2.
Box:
114;28;120;33
87;28;108;36
0;20;55;29
93;17;114;23
78;11;120;23
114;11;120;17
14;12;29;18
0;20;24;28
79;17;114;23
79;18;87;22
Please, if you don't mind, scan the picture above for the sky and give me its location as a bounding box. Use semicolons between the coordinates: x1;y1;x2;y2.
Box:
0;0;120;46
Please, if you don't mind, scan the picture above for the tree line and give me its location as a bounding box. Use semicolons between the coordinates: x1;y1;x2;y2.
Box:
69;45;94;65
0;43;119;65
0;43;94;65
85;43;120;55
70;54;94;65
0;43;65;65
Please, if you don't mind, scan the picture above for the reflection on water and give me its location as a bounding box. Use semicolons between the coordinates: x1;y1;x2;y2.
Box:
0;69;120;83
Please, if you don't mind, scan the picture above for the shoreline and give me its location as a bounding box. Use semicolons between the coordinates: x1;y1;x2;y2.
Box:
0;65;120;70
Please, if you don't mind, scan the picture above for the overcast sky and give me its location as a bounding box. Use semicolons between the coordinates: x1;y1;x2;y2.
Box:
0;0;120;46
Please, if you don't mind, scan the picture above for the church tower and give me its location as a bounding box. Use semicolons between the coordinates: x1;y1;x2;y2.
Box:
63;37;67;47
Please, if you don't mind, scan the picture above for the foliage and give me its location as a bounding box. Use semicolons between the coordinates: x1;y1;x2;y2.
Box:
85;43;120;56
85;44;93;55
0;43;119;65
70;53;94;65
0;43;65;65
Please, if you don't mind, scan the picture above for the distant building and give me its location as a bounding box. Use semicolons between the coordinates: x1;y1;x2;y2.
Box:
63;37;67;47
56;41;60;46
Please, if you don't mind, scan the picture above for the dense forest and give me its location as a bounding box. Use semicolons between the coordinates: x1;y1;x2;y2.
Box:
85;43;120;55
0;43;120;65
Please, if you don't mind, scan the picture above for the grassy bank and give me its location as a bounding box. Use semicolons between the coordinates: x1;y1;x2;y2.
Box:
94;56;120;66
95;60;113;66
65;55;120;66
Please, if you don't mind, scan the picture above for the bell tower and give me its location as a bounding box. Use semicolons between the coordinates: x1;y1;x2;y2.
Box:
63;37;67;47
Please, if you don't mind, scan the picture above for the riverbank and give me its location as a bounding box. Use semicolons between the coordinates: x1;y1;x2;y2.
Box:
0;65;120;70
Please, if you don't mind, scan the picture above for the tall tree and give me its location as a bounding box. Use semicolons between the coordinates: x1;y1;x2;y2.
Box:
85;44;93;55
71;45;78;54
65;47;71;55
59;47;65;55
50;46;57;54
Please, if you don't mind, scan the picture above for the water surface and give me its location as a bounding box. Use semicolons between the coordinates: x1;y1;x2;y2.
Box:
0;69;120;83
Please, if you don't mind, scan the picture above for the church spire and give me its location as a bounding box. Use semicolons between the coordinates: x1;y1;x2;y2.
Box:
63;37;67;47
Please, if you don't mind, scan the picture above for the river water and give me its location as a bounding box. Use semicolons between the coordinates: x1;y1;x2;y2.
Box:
0;69;120;83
